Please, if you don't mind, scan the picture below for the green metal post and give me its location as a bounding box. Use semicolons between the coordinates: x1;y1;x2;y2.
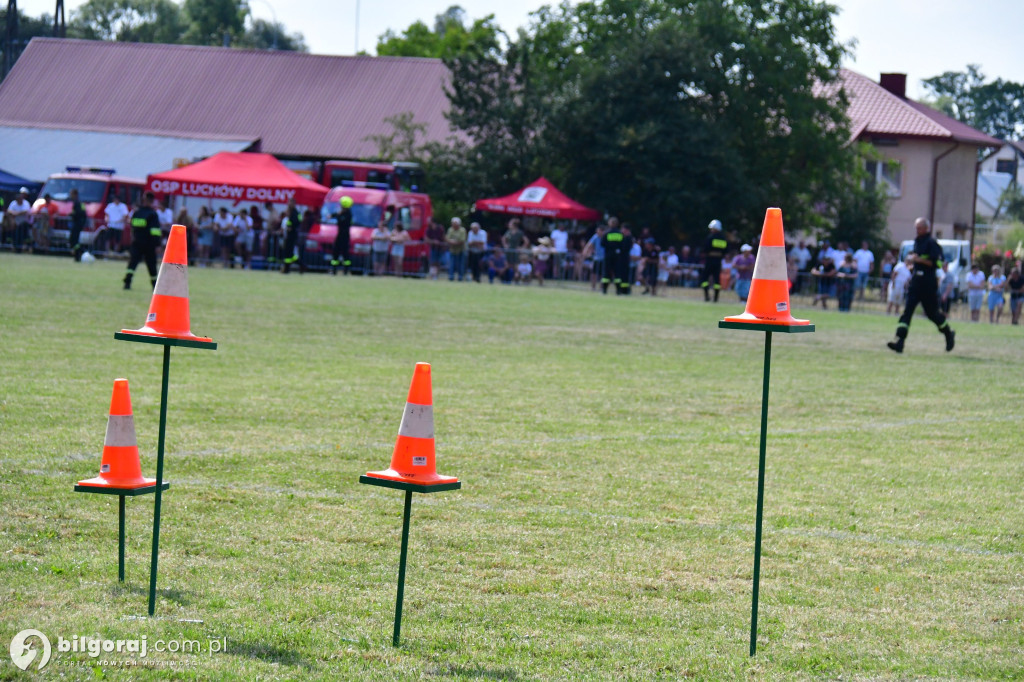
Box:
750;330;772;656
148;345;172;616
393;490;413;646
118;495;126;582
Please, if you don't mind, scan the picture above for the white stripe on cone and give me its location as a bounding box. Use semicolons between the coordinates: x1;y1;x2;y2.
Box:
153;263;189;298
104;415;138;447
751;245;788;281
397;403;434;439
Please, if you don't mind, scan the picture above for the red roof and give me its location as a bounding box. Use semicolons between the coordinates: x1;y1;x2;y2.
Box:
838;69;1001;147
147;152;328;206
474;177;602;221
0;38;452;159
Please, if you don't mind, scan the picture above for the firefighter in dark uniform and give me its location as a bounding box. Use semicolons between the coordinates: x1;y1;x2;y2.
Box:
69;188;87;261
281;198;302;274
888;217;955;353
600;217;626;294
618;224;636;294
123;191;161;290
700;219;728;302
331;195;353;275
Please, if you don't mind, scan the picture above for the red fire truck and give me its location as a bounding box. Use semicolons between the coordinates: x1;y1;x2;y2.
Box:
305;162;433;274
31;167;145;251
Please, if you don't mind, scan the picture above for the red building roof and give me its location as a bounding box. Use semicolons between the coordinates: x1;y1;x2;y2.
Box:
839;69;1001;147
0;38;453;159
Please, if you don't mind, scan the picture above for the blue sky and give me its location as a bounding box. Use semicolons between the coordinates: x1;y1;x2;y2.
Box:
19;0;1024;99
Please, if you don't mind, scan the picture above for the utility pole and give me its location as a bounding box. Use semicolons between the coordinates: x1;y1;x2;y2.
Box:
4;0;18;79
54;0;65;38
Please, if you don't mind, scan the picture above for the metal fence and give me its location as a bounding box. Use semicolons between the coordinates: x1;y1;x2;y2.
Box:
3;233;1019;324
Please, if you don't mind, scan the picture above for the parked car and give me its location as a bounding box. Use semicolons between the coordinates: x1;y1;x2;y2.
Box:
898;239;971;299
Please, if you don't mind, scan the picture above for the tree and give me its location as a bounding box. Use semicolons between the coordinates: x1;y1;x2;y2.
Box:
828;143;892;248
364;112;428;162
444;0;856;244
2;9;57;73
180;0;248;46
923;65;1024;141
69;0;184;43
236;18;307;52
376;5;502;60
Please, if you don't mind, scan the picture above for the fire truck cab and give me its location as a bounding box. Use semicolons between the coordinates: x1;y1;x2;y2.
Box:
31;167;146;250
307;183;433;274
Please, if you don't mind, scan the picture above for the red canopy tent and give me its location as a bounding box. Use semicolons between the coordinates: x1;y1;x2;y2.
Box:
147;151;329;206
474;177;601;221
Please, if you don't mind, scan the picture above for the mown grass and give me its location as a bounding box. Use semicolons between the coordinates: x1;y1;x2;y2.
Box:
1;253;1022;680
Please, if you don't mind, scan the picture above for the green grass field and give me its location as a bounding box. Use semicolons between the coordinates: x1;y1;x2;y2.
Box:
1;254;1022;680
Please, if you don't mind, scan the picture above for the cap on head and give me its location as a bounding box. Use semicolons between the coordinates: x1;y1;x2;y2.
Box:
340;196;353;208
18;186;28;194
740;244;752;252
708;219;722;231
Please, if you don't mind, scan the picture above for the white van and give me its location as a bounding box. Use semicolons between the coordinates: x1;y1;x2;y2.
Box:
898;239;971;299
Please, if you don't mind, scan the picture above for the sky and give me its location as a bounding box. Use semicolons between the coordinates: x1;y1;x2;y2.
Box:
18;0;1024;99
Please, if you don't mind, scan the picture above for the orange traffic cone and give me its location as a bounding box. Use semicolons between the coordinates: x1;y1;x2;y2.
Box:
364;363;458;486
724;208;809;326
77;378;156;490
120;224;212;342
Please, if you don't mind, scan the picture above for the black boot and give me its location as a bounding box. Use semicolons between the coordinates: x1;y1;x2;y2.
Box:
703;286;710;302
713;288;720;302
123;275;132;290
944;328;955;352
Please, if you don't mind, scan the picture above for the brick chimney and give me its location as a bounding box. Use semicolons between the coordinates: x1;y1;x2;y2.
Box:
879;73;907;98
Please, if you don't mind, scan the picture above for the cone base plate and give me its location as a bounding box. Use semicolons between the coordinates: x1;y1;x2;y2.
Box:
719;320;815;333
360;474;461;493
115;331;217;350
75;481;170;496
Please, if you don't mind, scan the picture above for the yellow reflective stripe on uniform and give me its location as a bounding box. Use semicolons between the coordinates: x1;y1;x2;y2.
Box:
397;403;434;439
751;245;788;281
606;233;623;242
153;263;189;298
712;239;728;249
131;218;147;227
104;415;137;447
150;228;162;236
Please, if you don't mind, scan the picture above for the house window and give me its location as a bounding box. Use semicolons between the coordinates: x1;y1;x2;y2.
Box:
996;159;1017;175
865;159;903;197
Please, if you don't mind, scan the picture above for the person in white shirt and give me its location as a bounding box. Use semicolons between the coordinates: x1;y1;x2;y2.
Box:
233;209;253;268
6;187;32;253
549;223;569;279
852;241;875;299
887;255;913;315
466;221;488;282
156;201;173;236
965;263;986;322
103;194;129;253
213;207;236;267
789;240;811;293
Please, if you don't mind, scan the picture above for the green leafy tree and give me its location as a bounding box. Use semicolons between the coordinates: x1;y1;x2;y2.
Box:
444;0;856;244
69;0;185;43
180;0;248;46
1;8;57;72
923;65;1024;141
376;5;502;60
1002;184;1024;224
828;143;892;248
236;18;307;52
